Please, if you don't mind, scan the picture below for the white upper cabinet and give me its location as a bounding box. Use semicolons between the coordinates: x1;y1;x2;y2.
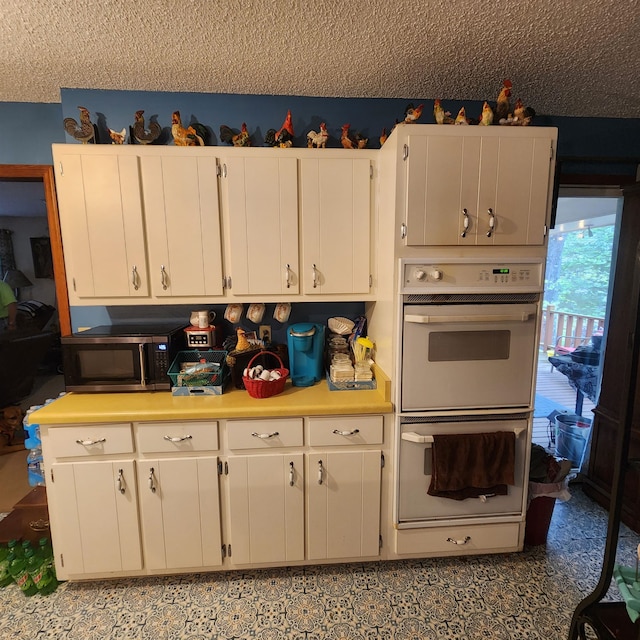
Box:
140;154;224;297
399;125;557;246
53;149;149;299
300;157;372;294
222;155;299;295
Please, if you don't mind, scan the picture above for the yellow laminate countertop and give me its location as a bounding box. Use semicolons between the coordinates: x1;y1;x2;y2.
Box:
30;371;392;425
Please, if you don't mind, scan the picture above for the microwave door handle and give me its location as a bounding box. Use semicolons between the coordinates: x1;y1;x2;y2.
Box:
139;344;147;387
404;312;532;324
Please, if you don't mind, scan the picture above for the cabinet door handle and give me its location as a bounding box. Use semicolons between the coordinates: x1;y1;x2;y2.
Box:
116;468;126;494
148;467;157;493
289;461;295;486
317;460;324;485
75;437;106;446
486;208;495;238
160;265;168;290
312;264;319;288
131;265;139;290
251;431;279;439
332;428;360;436
446;536;471;545
461;208;470;238
285;264;291;289
163;434;193;443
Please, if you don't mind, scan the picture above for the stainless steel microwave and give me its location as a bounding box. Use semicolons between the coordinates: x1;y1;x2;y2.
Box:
61;323;187;392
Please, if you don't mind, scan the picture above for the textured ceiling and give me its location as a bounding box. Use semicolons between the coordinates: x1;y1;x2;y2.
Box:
1;0;639;118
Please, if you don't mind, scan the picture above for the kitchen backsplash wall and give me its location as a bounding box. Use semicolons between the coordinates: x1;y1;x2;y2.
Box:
71;302;366;345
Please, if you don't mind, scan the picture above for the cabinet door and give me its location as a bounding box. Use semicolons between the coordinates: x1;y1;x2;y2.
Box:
477;135;553;246
224;156;299;294
227;453;304;564
307;450;381;560
49;459;142;578
404;135;480;246
137;457;222;570
140;155;224;297
300;158;371;294
54;151;149;297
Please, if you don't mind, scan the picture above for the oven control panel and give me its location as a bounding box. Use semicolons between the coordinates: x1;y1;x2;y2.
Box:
401;258;544;294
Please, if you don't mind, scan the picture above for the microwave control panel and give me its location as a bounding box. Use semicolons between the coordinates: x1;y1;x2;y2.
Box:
400;258;544;294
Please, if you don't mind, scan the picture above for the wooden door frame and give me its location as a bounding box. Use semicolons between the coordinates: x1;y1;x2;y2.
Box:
0;164;71;335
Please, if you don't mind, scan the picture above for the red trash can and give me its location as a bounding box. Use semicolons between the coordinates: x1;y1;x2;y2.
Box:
524;494;556;545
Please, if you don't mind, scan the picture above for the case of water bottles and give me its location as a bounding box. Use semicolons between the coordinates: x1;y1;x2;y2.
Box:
23;394;65;487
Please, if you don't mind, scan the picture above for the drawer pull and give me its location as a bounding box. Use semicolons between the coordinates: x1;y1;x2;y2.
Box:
332;428;360;436
75;437;106;446
163;434;193;443
148;467;157;493
116;468;126;494
289;461;295;486
446;536;471;546
318;459;324;485
251;431;280;439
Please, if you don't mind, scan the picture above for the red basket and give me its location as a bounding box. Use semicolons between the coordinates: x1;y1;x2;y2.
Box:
242;351;289;399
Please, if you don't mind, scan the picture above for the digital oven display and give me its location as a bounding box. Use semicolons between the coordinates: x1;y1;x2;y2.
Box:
493;268;510;274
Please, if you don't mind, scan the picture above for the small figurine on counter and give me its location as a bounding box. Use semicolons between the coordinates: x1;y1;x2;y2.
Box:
235;328;251;352
108;128;126;144
220;122;251;146
341;124;368;149
454;106;470;125
171;110;207;146
307;122;329;148
495;79;513;123
513;98;535;126
132;110;161;144
478;101;494;126
433;99;453;124
403;103;424;123
63;106;97;144
379;128;388;146
265;110;294;147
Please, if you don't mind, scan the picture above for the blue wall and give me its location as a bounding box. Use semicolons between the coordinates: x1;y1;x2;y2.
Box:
2;90;638;164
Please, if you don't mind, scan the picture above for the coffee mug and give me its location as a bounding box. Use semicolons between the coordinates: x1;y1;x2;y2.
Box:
247;303;265;324
224;304;243;324
191;310;216;328
274;303;291;323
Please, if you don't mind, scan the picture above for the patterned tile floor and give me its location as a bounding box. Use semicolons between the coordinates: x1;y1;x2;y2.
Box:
0;485;638;640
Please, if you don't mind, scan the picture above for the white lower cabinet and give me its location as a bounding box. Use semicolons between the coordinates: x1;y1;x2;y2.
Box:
307;450;381;560
226;453;305;564
49;459;142;577
137;457;223;570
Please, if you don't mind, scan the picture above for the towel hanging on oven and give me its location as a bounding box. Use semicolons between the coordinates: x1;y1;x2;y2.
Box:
427;431;516;501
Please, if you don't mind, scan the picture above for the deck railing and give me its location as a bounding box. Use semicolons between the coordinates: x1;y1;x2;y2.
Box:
540;305;605;352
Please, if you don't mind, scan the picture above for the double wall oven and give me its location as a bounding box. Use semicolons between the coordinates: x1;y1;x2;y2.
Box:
395;257;544;528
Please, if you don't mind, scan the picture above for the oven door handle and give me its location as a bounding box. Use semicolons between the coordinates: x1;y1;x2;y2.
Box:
401;427;526;446
404;312;533;324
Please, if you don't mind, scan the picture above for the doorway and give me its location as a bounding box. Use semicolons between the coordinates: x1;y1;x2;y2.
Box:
533;188;623;457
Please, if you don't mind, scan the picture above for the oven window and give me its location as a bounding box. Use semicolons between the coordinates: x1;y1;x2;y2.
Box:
76;350;135;379
429;330;510;362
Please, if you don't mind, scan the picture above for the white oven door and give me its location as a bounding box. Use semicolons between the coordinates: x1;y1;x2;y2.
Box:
397;415;528;524
401;302;538;412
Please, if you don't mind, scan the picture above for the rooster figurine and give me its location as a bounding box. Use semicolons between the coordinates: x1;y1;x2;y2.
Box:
171;111;207;146
433;99;453;125
307;122;329;148
404;103;424;124
495;79;513;123
63;106;97;144
340;124;358;149
265;110;294;147
132;110;161;144
478;101;494;126
379;128;388;146
454;106;470;125
513;98;535;126
220;122;251;146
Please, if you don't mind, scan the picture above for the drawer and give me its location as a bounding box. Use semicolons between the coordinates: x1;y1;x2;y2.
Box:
47;424;133;458
308;415;383;447
135;421;218;454
227;418;303;450
395;522;521;556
